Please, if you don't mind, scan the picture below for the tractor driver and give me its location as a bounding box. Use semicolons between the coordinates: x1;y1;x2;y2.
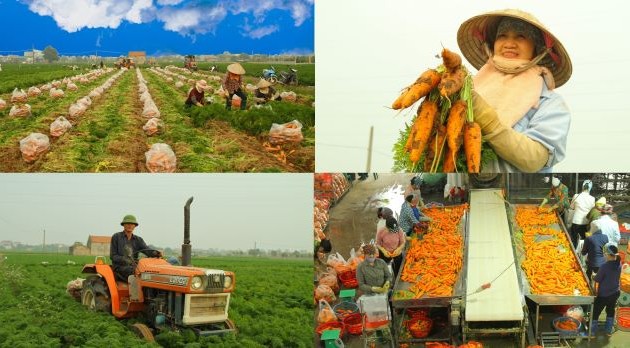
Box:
110;215;162;281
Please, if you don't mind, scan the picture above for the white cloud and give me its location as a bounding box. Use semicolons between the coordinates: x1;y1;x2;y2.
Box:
156;0;183;5
156;5;227;36
227;0;312;26
245;25;279;39
20;0;312;38
22;0;151;32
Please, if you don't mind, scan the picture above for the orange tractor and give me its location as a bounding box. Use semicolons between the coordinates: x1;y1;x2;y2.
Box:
79;197;236;340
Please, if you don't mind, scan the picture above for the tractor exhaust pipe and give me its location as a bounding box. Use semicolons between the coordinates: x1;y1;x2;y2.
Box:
182;196;194;266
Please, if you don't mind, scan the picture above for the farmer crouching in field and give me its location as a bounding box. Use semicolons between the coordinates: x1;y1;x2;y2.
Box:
457;9;572;172
222;63;247;110
185;80;212;107
110;215;162;281
253;79;281;105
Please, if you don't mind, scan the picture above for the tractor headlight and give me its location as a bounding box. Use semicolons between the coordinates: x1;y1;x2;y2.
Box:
224;275;232;289
191;276;203;290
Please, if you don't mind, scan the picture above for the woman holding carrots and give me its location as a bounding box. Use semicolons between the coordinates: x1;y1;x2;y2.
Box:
591;244;622;336
457;9;572;172
376;217;406;278
356;244;392;296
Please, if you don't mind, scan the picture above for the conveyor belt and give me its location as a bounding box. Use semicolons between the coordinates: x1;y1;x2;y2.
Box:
465;189;523;321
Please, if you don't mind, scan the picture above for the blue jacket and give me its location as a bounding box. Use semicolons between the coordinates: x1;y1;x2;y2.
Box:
594;259;622;297
581;232;609;268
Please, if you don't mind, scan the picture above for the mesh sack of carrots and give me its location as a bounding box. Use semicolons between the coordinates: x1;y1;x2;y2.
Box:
514;206;590;295
398;205;468;299
391;48;495;173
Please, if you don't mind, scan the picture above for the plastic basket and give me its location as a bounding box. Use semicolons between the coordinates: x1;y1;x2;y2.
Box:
338;269;358;288
618;307;630;332
333;301;359;320
406;308;430;319
619;291;630;306
343;313;363;335
406;317;433;338
316;321;346;336
552;316;581;336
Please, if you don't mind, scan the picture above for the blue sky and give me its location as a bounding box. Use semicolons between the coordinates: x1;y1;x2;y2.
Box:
0;0;314;56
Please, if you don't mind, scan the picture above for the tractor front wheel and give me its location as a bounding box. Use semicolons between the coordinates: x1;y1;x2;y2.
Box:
131;323;155;342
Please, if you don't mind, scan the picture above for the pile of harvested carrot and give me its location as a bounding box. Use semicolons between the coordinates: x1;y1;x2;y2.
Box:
514;207;590;295
555;318;579;331
392;48;482;173
399;205;468;298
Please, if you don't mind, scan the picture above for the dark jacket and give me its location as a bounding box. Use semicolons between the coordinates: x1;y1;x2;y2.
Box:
594;258;622;297
581;231;609;268
110;231;158;268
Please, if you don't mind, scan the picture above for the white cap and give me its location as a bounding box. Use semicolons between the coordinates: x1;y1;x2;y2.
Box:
552;177;560;187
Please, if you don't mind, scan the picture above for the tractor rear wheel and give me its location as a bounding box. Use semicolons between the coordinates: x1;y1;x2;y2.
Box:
131;323;155;342
81;278;111;313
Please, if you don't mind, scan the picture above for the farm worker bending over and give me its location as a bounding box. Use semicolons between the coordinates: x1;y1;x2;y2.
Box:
356;244;392;296
399;193;431;238
253;79;281;104
185;80;212;107
591;244;622;335
590;204;621;246
569;180;595;248
540;176;569;222
110;215;162;281
222;63;247;110
458;9;572;172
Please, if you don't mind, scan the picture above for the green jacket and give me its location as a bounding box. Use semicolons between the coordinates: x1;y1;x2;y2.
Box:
356;258;392;294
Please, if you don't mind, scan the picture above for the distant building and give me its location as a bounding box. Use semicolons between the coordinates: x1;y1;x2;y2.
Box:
23;49;44;62
87;235;111;256
69;242;90;256
128;51;146;65
0;240;13;249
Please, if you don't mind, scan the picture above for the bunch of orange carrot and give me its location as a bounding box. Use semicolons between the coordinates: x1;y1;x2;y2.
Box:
392;48;481;173
515;207;590;295
400;205;468;298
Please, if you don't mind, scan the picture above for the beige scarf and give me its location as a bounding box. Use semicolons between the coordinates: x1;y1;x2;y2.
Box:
474;56;555;127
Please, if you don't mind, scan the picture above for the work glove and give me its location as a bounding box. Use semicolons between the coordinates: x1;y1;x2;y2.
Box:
540;198;548;208
371;286;385;293
472;91;549;172
124;256;134;265
383;281;391;290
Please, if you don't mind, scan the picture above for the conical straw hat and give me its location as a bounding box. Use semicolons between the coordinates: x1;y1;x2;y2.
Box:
457;9;572;87
227;63;246;75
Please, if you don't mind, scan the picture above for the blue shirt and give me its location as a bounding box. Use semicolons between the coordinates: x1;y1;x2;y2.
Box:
487;83;570;173
594;259;622;297
399;202;419;235
581;232;609;268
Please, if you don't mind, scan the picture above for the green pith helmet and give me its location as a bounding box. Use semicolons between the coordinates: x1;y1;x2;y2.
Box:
120;214;139;226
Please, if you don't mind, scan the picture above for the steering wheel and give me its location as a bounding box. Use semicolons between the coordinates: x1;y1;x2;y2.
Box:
134;248;162;259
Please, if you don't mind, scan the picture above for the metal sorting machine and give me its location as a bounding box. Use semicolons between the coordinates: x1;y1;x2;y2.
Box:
462;189;528;346
507;203;595;342
391;204;468;346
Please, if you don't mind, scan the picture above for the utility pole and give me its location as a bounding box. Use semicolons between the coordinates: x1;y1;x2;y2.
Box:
366;126;374;173
43;229;46;252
